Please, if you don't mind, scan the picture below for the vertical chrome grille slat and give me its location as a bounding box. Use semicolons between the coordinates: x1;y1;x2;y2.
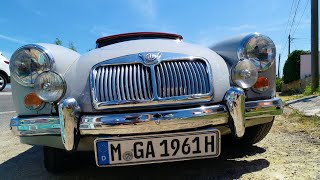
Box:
173;62;183;96
128;65;135;100
133;64;139;100
141;65;148;99
103;67;109;101
116;66;121;100
194;62;204;93
165;62;175;96
112;66;117;100
137;64;144;99
198;62;210;93
95;67;101;102
100;67;105;102
177;62;187;95
159;63;168;97
92;59;210;105
155;66;162;98
124;65;130;100
145;66;152;99
181;62;192;95
120;66;126;100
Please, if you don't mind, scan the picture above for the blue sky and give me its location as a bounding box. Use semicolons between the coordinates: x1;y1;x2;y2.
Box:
0;0;311;76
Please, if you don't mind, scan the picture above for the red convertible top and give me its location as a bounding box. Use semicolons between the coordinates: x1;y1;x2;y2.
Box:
96;32;183;48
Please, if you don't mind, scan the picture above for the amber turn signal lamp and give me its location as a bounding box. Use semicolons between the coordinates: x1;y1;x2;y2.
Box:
24;92;44;110
253;77;269;93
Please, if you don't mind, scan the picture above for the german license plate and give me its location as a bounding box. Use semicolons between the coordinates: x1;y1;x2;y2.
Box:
94;129;220;167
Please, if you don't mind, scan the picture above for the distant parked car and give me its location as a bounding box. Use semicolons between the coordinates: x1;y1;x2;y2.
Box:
0;52;10;91
9;32;283;173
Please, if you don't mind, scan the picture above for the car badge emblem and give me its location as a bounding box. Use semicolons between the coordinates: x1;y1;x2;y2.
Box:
139;52;161;65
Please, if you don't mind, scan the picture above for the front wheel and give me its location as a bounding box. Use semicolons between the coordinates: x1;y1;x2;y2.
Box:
0;73;7;91
238;119;274;145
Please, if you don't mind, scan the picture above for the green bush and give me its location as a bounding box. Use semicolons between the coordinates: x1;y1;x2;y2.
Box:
283;50;309;84
276;77;282;92
303;85;313;96
303;80;320;95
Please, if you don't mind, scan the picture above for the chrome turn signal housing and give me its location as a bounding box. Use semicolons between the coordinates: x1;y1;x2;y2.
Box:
34;71;66;102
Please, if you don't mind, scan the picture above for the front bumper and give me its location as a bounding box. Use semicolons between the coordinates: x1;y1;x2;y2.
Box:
10;87;283;151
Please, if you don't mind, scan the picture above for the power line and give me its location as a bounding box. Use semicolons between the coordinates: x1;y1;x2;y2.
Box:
288;0;301;35
280;0;296;55
292;0;310;35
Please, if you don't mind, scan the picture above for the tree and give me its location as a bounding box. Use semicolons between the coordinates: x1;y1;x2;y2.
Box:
53;38;77;52
54;38;62;45
68;42;77;52
283;50;309;84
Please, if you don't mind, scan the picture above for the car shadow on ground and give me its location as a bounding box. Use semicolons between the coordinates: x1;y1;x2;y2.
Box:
0;139;269;179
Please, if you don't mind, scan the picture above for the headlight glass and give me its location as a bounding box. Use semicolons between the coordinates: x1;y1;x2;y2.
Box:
231;59;258;88
34;71;66;102
238;33;276;72
10;44;54;87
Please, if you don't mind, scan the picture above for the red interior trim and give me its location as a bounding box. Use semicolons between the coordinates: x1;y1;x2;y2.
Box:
96;32;183;44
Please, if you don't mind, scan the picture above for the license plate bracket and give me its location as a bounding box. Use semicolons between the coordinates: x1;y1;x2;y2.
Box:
94;129;220;167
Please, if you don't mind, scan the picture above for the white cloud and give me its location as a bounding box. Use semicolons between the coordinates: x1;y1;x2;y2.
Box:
90;26;119;37
230;24;256;31
0;34;27;44
130;0;156;19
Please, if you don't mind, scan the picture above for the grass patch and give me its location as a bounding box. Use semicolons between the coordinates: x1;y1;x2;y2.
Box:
277;93;305;103
275;108;320;139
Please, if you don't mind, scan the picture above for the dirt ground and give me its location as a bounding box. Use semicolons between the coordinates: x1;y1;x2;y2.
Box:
0;108;319;179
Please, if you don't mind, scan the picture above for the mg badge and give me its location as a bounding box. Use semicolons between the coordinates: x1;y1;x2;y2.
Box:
139;52;161;65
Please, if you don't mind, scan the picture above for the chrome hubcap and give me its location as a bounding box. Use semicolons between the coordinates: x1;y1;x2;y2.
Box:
0;76;4;88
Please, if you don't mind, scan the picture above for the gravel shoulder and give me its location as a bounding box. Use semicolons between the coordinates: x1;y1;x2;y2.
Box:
0;109;319;179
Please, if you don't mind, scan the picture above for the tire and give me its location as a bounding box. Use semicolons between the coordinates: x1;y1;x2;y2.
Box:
0;73;7;91
238;119;274;145
43;146;69;173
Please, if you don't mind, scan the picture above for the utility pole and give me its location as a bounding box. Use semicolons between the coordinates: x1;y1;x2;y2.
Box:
278;54;281;77
288;34;291;56
311;0;319;92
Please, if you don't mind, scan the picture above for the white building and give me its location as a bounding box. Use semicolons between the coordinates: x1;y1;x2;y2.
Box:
300;54;320;79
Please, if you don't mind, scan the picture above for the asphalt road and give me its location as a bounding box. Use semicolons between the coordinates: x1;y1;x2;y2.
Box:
0;86;319;179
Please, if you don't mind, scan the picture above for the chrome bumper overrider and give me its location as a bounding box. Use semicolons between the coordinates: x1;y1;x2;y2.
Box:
10;87;284;151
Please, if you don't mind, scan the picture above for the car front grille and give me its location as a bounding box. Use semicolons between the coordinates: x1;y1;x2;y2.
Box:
155;60;210;98
91;54;213;110
94;64;153;102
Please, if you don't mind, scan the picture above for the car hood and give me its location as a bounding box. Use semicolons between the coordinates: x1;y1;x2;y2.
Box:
63;39;230;112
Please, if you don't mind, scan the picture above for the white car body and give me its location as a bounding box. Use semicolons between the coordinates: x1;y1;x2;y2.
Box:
9;32;284;172
0;52;10;90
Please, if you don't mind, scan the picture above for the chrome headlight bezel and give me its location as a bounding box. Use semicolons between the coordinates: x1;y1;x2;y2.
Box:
34;71;66;102
9;44;55;87
237;33;276;72
231;59;258;89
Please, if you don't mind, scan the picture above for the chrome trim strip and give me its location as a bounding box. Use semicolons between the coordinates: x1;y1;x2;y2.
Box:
10;116;60;136
80;104;228;135
11;97;283;142
90;53;214;110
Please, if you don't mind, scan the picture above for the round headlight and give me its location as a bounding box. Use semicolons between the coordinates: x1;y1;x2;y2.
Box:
238;33;276;72
231;59;258;88
10;44;54;87
34;71;66;102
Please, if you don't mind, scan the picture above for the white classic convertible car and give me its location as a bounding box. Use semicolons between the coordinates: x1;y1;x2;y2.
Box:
9;32;283;173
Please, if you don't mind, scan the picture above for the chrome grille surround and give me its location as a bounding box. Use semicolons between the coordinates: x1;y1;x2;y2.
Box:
90;52;213;110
